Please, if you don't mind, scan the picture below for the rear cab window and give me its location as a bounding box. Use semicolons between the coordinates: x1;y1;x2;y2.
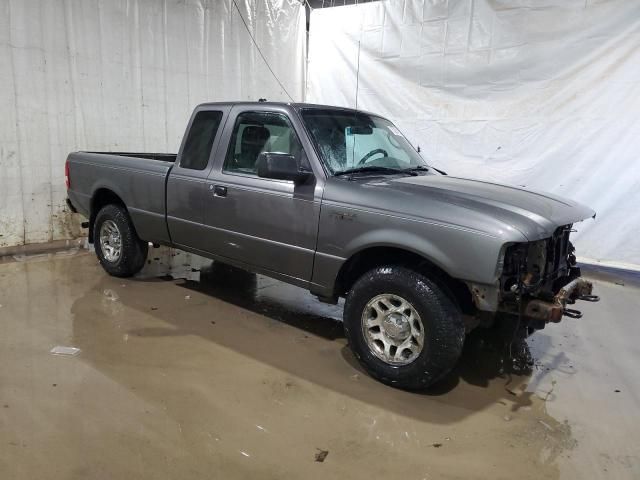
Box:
180;110;224;170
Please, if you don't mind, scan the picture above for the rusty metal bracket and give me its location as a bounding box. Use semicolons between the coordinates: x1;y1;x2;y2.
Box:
556;278;594;304
522;277;595;323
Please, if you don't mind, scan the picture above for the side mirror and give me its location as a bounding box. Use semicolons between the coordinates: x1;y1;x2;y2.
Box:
256;152;312;184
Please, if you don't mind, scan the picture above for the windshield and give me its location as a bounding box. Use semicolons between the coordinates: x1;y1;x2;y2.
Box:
300;109;429;175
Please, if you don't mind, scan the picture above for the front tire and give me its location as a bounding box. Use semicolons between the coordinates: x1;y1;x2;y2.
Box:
343;266;464;390
94;204;148;277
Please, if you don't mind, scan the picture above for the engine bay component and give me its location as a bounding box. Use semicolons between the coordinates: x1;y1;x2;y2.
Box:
496;225;598;326
522;277;595;323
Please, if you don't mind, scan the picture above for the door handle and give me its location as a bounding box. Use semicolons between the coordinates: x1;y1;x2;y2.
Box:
213;185;227;198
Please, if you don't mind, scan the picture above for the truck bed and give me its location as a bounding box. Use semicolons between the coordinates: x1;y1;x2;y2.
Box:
67;151;175;245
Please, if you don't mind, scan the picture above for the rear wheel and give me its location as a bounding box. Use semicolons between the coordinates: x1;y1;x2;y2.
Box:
343;266;464;390
94;204;148;277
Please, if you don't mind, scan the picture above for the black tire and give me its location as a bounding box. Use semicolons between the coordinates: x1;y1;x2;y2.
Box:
93;204;148;277
343;266;464;390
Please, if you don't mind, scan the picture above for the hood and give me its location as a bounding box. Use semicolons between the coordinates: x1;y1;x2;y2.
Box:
325;174;595;241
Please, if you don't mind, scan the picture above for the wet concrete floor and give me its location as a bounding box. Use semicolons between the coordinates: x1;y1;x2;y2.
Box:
0;248;638;479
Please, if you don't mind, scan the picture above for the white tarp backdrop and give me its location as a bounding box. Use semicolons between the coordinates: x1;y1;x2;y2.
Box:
0;0;305;248
307;0;640;267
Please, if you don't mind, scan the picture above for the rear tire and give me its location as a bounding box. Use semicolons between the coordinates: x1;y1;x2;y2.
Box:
343;266;464;390
94;204;148;277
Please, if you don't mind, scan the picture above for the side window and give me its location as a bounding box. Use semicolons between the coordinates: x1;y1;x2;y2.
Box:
223;111;304;175
180;110;223;170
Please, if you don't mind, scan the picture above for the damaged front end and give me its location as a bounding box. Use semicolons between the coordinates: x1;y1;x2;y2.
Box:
495;225;599;331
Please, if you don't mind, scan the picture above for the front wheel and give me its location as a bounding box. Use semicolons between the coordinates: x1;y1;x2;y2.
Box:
94;204;148;277
343;266;464;390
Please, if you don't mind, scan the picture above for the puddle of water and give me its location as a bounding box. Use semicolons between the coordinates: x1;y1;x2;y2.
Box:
0;247;596;479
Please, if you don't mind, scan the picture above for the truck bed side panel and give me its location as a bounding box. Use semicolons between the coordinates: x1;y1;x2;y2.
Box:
67;152;172;243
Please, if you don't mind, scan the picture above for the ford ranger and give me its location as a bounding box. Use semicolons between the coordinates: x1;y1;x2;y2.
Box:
66;102;598;389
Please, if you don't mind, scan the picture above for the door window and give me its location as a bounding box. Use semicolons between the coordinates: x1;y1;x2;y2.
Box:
180;110;223;170
223;112;304;175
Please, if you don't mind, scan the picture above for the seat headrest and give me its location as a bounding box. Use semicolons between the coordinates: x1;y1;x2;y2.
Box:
241;125;270;148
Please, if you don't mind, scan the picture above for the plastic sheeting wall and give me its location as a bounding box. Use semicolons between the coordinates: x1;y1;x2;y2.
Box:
307;0;640;267
0;0;305;248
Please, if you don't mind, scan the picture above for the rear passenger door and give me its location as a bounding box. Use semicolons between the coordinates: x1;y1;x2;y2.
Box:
203;106;322;284
166;106;229;251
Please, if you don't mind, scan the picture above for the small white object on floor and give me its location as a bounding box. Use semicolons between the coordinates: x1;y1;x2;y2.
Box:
50;346;81;356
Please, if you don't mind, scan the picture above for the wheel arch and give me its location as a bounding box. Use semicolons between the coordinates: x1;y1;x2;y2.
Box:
89;188;128;243
334;245;475;315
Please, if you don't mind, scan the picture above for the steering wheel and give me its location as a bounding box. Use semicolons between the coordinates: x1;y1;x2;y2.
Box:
357;148;388;166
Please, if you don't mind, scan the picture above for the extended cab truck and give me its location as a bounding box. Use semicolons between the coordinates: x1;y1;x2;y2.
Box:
66;102;598;389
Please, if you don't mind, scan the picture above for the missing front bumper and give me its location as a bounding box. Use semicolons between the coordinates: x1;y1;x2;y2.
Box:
523;277;598;323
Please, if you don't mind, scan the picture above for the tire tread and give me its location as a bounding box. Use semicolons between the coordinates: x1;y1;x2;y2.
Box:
344;266;464;390
94;204;147;277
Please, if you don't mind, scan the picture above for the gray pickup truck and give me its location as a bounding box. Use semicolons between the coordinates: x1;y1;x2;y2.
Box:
66;101;598;389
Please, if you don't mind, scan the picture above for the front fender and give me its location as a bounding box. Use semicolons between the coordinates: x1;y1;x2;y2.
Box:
312;205;525;296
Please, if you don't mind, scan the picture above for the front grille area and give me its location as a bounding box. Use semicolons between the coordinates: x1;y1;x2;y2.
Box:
500;225;576;298
546;225;573;283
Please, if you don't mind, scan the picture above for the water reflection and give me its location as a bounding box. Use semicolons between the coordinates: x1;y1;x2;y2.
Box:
139;247;538;394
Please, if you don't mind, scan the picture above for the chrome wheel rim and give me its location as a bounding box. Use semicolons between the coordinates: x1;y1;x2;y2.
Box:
99;220;122;263
361;294;424;366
